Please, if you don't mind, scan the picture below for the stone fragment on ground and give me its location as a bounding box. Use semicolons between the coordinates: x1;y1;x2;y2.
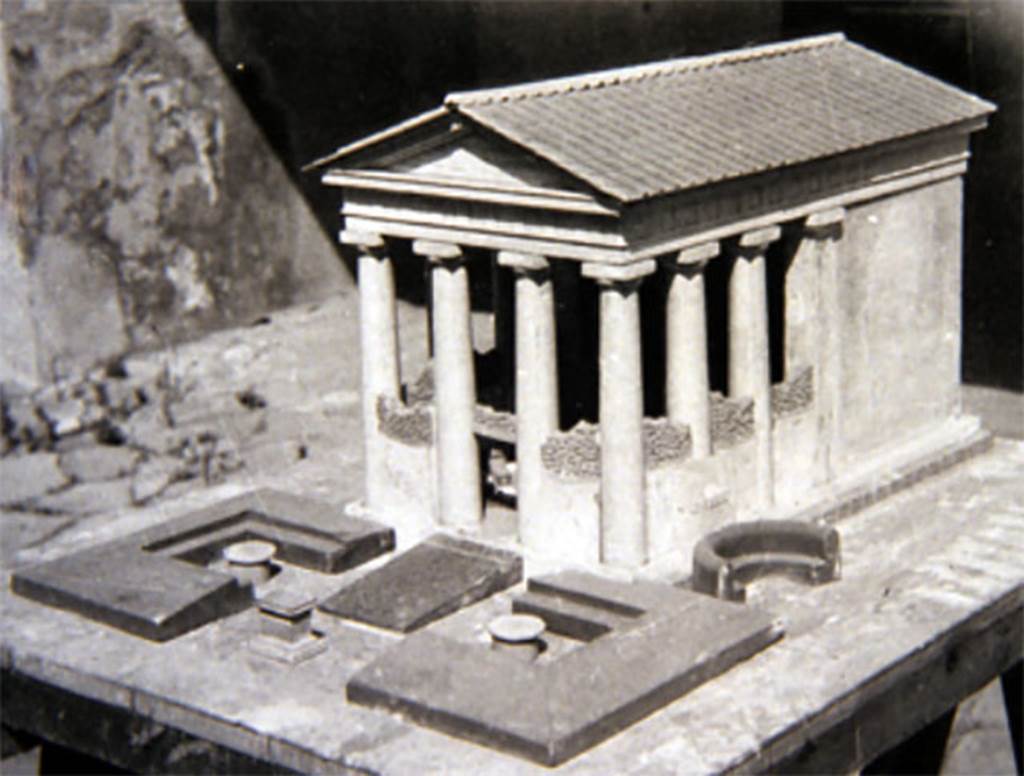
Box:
131;455;188;504
37;397;87;437
29;479;134;517
52;431;100;454
100;377;144;414
169;390;256;427
0;510;75;566
116;405;177;453
120;355;169;387
240;439;307;473
4;397;50;449
0;453;69;506
59;445;140;482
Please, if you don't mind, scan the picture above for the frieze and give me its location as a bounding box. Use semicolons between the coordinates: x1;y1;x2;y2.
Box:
626;132;969;255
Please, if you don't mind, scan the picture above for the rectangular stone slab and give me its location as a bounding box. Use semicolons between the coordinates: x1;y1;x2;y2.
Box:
10;489;394;641
11;548;251;642
347;572;782;766
319;533;522;632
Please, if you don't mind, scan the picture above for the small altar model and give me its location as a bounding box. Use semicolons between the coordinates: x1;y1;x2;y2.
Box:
313;33;995;571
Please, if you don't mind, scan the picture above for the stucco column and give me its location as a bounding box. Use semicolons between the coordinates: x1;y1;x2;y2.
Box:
804;208;845;484
583;259;656;568
498;252;558;550
414;240;482;529
663;241;718;459
343;230;400;516
727;226;780;508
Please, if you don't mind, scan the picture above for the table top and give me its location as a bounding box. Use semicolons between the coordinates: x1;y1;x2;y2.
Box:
3;440;1022;775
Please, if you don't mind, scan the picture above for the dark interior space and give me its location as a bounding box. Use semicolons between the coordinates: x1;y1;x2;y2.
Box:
182;0;1022;392
766;238;788;386
640;270;669;418
553;259;597;429
705;253;732;396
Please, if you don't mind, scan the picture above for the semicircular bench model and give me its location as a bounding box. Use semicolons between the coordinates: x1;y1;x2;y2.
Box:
692;519;841;602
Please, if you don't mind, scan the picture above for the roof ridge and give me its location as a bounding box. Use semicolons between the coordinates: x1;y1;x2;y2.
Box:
446;32;846;106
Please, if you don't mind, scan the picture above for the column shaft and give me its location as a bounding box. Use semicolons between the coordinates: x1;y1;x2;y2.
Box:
729;227;779;508
665;244;717;458
500;253;559;551
353;239;400;515
807;209;845;483
427;248;482;528
598;280;646;567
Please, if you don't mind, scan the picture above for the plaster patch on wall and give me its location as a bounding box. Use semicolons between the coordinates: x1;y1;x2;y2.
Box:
164;246;213;312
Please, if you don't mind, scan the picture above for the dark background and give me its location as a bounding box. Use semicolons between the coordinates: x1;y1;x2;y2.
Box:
184;0;1022;392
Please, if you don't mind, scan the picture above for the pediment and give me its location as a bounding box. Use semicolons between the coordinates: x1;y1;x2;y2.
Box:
338;114;602;202
386;132;582;191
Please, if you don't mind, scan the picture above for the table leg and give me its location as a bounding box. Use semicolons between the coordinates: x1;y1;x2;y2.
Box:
1002;660;1022;776
861;706;956;775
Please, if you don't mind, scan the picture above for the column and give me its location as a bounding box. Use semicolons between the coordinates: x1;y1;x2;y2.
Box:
497;252;558;550
663;241;718;459
413;240;482;529
727;226;780;508
805;208;845;483
342;230;400;516
582;259;657;568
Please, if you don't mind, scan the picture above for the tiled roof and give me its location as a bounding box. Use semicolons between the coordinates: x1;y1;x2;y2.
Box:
442;33;994;202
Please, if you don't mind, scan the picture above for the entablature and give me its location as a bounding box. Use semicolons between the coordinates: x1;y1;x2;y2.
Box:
328;119;984;268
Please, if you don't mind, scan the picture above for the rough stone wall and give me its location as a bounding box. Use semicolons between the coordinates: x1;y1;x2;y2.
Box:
377;395;433;447
1;0;348;386
710;393;755;448
541;418;691;479
772;365;814;418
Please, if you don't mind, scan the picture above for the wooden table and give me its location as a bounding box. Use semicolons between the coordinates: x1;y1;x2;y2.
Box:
3;440;1022;775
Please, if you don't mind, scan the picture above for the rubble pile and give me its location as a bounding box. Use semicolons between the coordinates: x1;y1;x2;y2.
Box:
0;356;249;517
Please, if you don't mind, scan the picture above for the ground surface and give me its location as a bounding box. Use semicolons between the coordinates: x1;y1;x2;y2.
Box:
1;295;1020;774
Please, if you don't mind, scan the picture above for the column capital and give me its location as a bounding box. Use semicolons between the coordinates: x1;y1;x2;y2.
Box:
662;241;720;275
581;258;657;286
339;229;386;256
413;240;463;263
804;207;846;239
728;225;782;257
497;251;549;274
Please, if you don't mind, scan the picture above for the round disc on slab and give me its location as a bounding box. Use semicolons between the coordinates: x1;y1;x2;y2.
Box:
487;613;546;643
223;539;276;566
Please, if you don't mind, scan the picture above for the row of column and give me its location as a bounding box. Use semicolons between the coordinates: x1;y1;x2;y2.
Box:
346;209;844;569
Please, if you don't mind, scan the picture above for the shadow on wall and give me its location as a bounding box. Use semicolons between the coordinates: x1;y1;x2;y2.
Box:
183;0;1022;392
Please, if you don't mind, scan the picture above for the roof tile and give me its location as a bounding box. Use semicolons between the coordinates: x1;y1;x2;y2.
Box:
448;34;993;201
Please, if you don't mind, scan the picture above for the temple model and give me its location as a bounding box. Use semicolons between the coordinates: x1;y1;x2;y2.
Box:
314;33;995;573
